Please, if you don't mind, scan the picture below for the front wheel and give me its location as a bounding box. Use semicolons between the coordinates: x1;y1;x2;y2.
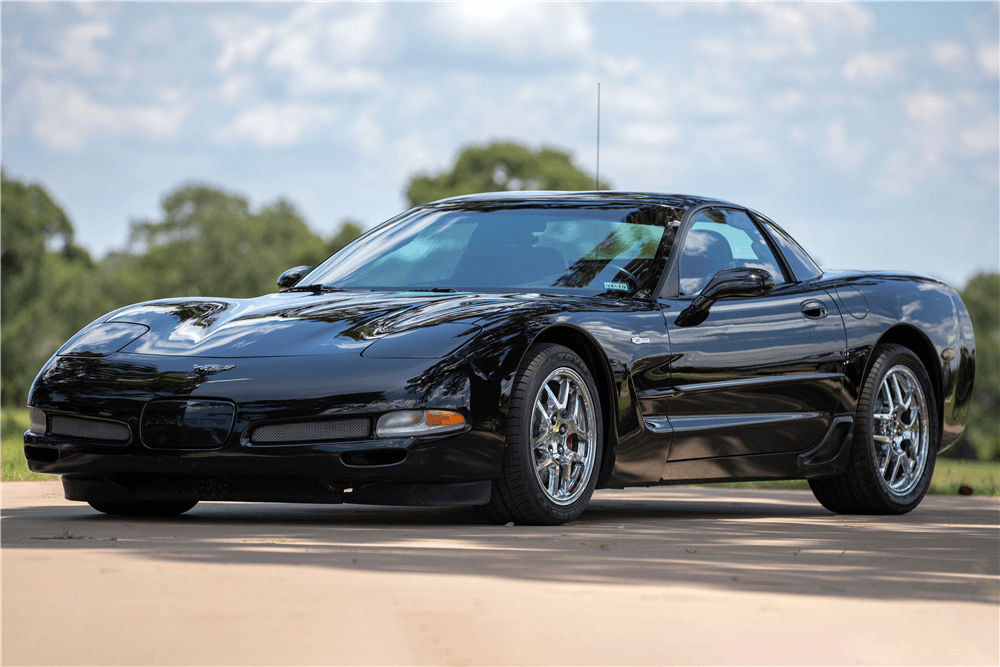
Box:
88;500;198;516
475;344;603;525
810;344;937;514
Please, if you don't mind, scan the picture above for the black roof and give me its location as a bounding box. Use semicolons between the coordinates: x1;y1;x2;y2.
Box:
428;190;736;214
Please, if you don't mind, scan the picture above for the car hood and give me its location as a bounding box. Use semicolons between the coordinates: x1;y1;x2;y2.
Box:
107;291;526;358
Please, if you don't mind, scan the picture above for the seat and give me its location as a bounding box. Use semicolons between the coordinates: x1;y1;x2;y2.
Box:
680;229;735;294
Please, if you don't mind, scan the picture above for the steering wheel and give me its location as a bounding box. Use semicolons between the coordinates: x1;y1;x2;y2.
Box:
610;264;642;287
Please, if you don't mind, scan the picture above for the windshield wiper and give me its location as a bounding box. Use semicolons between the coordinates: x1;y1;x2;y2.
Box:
286;284;344;294
407;287;458;293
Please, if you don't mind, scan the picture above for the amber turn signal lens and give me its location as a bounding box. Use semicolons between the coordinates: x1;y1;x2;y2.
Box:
426;410;465;427
375;409;467;438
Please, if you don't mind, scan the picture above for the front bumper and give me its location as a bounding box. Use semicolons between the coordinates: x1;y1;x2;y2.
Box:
24;429;503;482
25;351;507;502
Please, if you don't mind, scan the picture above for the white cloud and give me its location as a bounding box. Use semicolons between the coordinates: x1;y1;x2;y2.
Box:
620;122;680;147
347;111;385;154
220;74;253;101
643;3;732;20
819;117;869;171
930;41;970;72
977;43;1000;75
60;21;112;75
767;89;806;113
960;116;1000;153
788;125;812;144
20;79;192;151
287;65;384;97
841;50;908;84
212;17;273;72
226;103;339;147
977;163;999;187
745;2;874;59
873;148;921;197
210;4;389;95
903;91;955;124
946;219;976;248
422;2;593;64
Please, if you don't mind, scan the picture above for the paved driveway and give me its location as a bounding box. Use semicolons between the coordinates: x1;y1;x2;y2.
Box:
3;481;997;665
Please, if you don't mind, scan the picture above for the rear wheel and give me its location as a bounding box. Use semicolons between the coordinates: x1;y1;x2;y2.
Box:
88;500;198;516
810;344;936;514
475;344;602;525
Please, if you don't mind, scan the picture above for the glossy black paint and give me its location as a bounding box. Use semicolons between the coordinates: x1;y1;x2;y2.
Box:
24;191;975;507
277;265;313;290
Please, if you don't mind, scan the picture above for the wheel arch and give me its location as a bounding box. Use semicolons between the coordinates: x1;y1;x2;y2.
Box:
870;324;944;446
529;324;619;487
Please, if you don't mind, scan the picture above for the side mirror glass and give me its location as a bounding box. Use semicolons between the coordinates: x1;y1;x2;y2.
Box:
677;268;774;327
277;265;313;292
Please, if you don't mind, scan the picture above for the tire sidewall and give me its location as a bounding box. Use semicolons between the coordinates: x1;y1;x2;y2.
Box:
512;346;603;523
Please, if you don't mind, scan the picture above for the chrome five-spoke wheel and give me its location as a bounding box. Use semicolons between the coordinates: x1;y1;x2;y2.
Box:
872;365;930;496
531;368;597;506
809;343;938;515
475;343;603;525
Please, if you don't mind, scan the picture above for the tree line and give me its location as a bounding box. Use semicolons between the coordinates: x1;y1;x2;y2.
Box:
1;141;997;460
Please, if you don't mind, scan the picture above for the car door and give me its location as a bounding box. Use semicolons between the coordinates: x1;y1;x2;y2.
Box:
656;207;847;462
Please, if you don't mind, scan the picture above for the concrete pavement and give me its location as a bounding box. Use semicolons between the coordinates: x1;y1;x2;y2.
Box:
3;481;997;665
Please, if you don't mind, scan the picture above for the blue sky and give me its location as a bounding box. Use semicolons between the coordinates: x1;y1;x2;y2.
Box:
3;1;997;288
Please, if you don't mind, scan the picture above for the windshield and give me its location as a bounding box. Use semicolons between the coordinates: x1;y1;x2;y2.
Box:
304;203;681;297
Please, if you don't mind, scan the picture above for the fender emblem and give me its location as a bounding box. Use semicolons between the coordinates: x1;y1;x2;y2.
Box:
193;364;236;375
631;337;650;344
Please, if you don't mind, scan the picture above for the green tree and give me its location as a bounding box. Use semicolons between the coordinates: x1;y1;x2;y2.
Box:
959;271;1000;460
1;169;77;321
405;140;611;207
118;183;319;300
112;183;362;303
1;170;99;403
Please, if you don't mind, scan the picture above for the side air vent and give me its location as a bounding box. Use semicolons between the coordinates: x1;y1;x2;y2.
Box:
49;415;130;443
250;418;370;444
341;448;407;467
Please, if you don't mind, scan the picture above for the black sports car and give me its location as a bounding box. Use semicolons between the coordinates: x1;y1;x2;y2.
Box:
24;192;975;525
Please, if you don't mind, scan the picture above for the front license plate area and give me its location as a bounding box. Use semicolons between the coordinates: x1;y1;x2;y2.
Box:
141;399;236;449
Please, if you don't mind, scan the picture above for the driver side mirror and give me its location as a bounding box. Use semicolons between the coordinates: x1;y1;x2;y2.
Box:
277;265;313;292
676;267;774;327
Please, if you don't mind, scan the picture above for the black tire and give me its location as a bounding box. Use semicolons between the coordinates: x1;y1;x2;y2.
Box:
88;500;198;516
810;344;937;514
475;344;603;526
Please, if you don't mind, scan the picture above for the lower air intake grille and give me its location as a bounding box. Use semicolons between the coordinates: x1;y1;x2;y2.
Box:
251;419;370;444
50;415;130;443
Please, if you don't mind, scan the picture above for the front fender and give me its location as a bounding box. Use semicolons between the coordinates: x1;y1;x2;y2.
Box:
829;274;975;452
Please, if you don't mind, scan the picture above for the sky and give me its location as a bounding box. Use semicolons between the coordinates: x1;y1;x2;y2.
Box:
2;1;998;288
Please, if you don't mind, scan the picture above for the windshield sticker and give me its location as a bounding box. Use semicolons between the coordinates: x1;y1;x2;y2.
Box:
604;282;630;291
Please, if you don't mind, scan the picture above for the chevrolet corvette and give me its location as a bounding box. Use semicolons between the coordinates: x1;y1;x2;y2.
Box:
24;192;976;524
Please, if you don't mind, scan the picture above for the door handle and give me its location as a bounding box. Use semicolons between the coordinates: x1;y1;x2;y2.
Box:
800;300;828;319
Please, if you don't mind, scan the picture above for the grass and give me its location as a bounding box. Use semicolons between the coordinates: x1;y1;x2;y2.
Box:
929;458;1000;496
3;405;999;495
2;406;57;482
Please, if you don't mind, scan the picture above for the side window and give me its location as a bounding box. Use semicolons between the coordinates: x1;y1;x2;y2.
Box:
679;209;787;295
758;217;823;281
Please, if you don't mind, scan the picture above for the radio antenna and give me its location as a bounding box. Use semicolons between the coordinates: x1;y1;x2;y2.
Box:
595;82;601;191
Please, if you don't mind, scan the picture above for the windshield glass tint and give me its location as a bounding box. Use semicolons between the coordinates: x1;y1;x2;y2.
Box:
306;204;679;295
